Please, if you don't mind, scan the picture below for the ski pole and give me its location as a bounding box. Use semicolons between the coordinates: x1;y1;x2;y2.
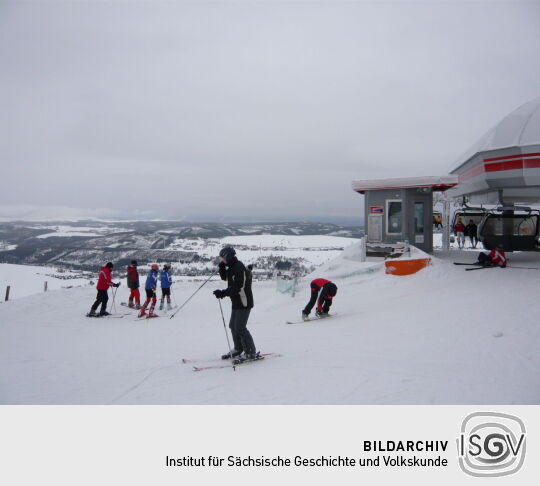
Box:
218;299;236;371
111;286;118;313
170;271;217;319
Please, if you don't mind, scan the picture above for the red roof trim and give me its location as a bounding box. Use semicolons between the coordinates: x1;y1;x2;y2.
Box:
485;160;523;172
353;183;457;192
483;152;540;162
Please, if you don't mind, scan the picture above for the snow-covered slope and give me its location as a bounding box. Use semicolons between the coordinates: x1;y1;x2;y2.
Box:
0;263;91;300
1;244;539;404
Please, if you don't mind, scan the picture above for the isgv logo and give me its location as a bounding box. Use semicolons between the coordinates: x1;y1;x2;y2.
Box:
457;412;526;477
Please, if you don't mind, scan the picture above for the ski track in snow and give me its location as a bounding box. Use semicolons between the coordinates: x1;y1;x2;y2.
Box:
1;241;540;404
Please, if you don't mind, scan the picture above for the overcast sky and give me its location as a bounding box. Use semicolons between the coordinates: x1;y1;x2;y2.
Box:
1;0;540;222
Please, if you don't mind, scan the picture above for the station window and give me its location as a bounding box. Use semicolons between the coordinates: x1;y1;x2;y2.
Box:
414;202;425;233
387;200;402;234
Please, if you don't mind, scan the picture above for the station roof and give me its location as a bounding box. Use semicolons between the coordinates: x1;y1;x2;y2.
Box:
450;97;540;174
352;176;458;194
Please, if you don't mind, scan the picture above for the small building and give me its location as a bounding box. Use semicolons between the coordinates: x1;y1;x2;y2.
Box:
351;176;457;253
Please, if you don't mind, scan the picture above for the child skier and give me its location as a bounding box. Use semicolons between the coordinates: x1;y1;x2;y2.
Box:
302;278;338;321
87;262;121;317
159;264;173;310
139;263;159;318
126;260;140;309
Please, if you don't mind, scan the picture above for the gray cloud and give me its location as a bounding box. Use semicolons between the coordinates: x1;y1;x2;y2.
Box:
1;1;540;221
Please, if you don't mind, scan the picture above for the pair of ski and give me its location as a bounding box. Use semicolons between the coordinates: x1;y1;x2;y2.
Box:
120;302;161;320
85;313;125;319
453;262;538;271
286;313;337;324
182;352;282;371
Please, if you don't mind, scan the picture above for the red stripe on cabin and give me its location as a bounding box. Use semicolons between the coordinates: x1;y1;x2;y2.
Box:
484;152;540;162
484;160;523;172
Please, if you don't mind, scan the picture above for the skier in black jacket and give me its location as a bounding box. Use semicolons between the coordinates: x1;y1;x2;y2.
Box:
213;246;257;360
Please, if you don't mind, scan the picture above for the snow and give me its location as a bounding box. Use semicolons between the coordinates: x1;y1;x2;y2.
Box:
0;263;91;300
1;243;539;404
168;234;356;266
34;225;106;238
0;242;17;251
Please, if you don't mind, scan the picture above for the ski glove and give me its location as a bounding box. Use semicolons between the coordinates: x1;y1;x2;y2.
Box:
213;289;226;299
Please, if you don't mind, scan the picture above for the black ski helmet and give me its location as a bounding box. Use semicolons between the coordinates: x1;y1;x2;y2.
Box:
106;262;114;269
131;260;138;266
327;282;338;297
163;264;170;270
219;246;236;263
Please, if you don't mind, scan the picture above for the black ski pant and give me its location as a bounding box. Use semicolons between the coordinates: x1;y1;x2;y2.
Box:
91;290;109;314
302;284;333;315
469;236;478;248
477;253;492;266
229;308;256;355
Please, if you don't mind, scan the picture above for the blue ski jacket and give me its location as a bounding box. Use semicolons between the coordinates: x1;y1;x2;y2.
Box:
159;270;172;289
145;269;159;290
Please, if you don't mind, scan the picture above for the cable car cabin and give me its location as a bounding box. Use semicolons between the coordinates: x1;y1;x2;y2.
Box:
477;208;540;251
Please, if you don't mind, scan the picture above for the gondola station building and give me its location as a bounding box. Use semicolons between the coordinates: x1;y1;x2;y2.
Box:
352;97;540;256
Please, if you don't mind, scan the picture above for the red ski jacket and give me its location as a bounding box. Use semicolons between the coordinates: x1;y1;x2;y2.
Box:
454;223;465;233
126;265;139;289
488;249;507;267
96;266;114;290
311;278;331;289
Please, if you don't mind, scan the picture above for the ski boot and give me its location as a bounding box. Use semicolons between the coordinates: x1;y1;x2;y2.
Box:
233;351;261;365
128;302;135;308
159;301;164;311
302;312;309;321
138;309;147;318
221;349;242;360
167;303;173;310
86;310;98;317
99;311;110;316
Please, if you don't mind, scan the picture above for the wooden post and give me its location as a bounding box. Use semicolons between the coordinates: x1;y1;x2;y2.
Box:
5;286;10;302
44;281;48;292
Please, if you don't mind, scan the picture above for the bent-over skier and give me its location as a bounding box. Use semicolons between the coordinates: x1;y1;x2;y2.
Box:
302;278;338;321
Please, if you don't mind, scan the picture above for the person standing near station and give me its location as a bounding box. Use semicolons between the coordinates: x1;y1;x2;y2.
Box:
302;278;338;321
477;244;507;267
139;264;159;318
212;246;257;360
465;219;478;249
454;218;466;249
126;260;141;309
159;264;173;311
87;262;121;317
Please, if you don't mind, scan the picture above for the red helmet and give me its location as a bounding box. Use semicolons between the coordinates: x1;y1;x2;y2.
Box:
151;264;159;271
